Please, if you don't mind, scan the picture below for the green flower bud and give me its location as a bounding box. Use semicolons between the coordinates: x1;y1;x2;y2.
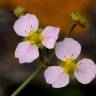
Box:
13;6;26;17
70;11;87;27
71;12;80;22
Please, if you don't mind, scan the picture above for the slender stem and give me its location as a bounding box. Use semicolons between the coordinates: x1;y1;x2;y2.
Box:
11;65;43;96
49;52;55;61
39;49;49;66
65;23;77;37
39;49;44;63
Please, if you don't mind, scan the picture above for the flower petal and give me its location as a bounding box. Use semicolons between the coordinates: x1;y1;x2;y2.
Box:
15;41;39;63
52;72;69;88
75;58;96;84
44;66;63;84
42;26;60;49
44;66;69;88
55;38;81;61
13;14;39;37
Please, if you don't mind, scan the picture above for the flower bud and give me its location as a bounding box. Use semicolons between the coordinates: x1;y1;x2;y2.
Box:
70;12;87;27
13;6;26;17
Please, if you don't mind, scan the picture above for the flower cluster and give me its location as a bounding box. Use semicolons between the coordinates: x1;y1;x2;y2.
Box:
14;13;96;88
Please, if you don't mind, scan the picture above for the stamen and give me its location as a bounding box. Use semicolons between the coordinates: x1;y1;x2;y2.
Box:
26;31;43;46
61;57;78;73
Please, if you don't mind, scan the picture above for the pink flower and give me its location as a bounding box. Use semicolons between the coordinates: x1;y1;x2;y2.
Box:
44;38;96;88
14;14;60;63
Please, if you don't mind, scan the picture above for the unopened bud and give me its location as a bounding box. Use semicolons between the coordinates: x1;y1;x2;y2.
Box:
70;12;87;27
13;6;26;17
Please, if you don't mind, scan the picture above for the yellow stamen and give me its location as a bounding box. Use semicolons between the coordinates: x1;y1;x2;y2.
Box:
65;57;73;64
27;32;43;45
38;33;43;41
61;57;78;73
63;67;68;72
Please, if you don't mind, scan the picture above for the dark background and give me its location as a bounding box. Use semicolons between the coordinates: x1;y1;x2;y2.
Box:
0;0;96;96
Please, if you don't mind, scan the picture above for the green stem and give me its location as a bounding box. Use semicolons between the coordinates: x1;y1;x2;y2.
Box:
65;23;77;37
49;52;55;61
69;23;77;36
11;64;43;96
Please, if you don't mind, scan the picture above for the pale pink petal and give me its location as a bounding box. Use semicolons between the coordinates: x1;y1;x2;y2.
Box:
42;26;60;49
15;41;39;63
44;66;69;88
44;66;63;84
55;38;81;61
75;58;96;84
52;72;69;88
13;14;39;37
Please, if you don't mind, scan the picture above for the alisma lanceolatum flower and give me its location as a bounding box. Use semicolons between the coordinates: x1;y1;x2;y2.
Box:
13;11;96;92
14;14;60;63
44;38;96;88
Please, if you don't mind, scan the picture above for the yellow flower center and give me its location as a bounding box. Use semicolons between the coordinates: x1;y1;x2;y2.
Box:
60;57;78;73
28;32;43;44
24;31;44;48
